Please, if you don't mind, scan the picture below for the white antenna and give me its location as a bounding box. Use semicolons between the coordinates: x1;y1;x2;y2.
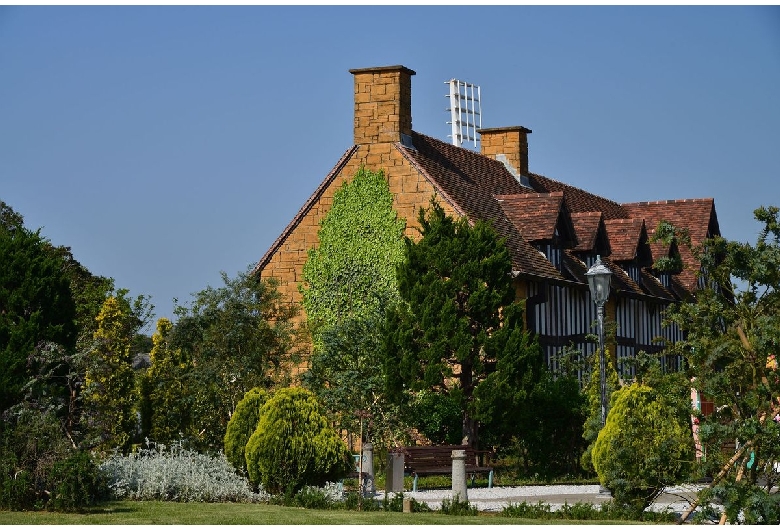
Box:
445;79;481;148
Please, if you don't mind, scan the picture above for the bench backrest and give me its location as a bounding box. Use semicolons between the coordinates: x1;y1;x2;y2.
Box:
399;444;491;468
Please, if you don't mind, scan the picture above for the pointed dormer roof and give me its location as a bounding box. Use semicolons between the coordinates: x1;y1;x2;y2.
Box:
570;211;606;253
623;199;719;290
494;191;574;244
604;218;647;262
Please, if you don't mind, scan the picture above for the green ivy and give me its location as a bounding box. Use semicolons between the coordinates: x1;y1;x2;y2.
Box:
300;166;406;342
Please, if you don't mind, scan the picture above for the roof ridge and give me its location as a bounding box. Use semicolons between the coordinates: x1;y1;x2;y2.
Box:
623;198;714;206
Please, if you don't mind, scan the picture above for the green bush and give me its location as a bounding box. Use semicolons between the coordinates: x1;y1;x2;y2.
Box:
0;409;73;511
440;495;477;516
48;451;108;512
591;383;694;513
224;387;268;474
245;387;353;494
0;460;35;510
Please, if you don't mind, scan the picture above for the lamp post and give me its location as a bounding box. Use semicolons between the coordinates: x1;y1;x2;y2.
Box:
586;255;612;427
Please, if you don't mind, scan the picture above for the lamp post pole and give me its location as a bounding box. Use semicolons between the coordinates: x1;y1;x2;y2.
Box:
585;255;612;428
596;299;607;427
586;255;613;499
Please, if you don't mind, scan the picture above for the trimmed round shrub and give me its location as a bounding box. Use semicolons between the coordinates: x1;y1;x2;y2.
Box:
224;387;269;474
592;383;694;514
245;387;353;494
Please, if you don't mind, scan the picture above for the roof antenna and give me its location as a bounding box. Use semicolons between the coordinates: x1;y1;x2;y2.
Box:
445;79;481;149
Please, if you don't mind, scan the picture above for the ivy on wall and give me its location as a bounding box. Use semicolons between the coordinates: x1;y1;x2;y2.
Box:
299;166;406;342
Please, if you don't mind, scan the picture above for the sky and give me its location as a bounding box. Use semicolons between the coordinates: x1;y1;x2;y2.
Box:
2;5;779;328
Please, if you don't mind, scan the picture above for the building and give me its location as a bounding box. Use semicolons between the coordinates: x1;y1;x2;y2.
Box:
253;65;720;379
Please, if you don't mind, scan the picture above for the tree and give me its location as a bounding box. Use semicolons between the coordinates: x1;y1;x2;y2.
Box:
383;201;535;446
665;205;780;524
591;382;695;515
299;167;406;445
170;268;299;452
139;317;193;445
1;207;77;415
244;387;353;494
82;296;139;452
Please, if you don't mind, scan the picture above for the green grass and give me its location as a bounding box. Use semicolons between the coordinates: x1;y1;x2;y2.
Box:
0;501;636;525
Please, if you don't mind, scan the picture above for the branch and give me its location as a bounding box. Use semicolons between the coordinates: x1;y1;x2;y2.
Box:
676;441;752;524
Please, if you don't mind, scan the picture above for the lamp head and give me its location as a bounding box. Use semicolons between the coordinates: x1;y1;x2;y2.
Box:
586;255;613;305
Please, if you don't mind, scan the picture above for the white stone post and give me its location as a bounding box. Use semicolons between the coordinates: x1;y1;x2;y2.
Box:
451;449;468;502
361;442;375;497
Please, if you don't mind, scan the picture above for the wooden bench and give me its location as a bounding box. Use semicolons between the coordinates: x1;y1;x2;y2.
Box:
395;444;494;492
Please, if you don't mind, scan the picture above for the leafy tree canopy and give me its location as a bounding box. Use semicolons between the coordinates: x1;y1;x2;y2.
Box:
383;200;537;446
170;268;299;452
665;205;780;524
1;202;77;414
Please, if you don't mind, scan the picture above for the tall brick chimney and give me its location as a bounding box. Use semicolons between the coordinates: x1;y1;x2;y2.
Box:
479;126;532;176
349;65;415;145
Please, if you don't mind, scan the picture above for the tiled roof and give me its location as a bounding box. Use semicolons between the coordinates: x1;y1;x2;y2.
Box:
528;173;628;219
623;199;719;290
570;212;603;252
254;127;718;304
494;192;565;243
604;218;646;262
399;132;563;280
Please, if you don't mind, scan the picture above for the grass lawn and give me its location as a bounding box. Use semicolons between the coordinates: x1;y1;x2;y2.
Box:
0;501;636;525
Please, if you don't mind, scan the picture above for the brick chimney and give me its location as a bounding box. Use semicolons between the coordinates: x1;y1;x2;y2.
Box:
479;126;532;176
349;65;415;145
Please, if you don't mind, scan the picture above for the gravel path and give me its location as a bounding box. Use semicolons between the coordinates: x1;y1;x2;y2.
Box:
372;483;705;514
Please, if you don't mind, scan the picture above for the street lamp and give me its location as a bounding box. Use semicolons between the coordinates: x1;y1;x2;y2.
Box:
586;255;612;427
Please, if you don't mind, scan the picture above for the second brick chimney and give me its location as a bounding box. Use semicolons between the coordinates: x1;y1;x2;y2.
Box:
479;126;532;176
349;65;415;145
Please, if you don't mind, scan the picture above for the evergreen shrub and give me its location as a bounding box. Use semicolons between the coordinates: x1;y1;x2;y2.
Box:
591;383;694;514
48;451;108;512
244;387;353;494
224;387;268;474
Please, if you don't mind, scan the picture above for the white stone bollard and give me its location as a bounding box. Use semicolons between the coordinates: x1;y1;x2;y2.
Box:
451;449;468;502
361;442;375;497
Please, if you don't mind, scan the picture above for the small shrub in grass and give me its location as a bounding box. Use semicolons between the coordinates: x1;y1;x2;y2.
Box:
501;500;676;522
381;492;432;513
343;491;381;511
440;494;478;516
48;451;108;512
100;439;266;502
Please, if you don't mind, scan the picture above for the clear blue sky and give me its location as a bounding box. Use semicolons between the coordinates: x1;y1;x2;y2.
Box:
2;5;779;326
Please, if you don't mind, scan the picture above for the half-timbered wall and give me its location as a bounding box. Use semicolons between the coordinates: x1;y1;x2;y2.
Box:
527;280;685;383
527;281;596;382
614;297;684;378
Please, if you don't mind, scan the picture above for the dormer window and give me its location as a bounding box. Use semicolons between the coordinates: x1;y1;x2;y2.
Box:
537;243;562;271
625;263;641;284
